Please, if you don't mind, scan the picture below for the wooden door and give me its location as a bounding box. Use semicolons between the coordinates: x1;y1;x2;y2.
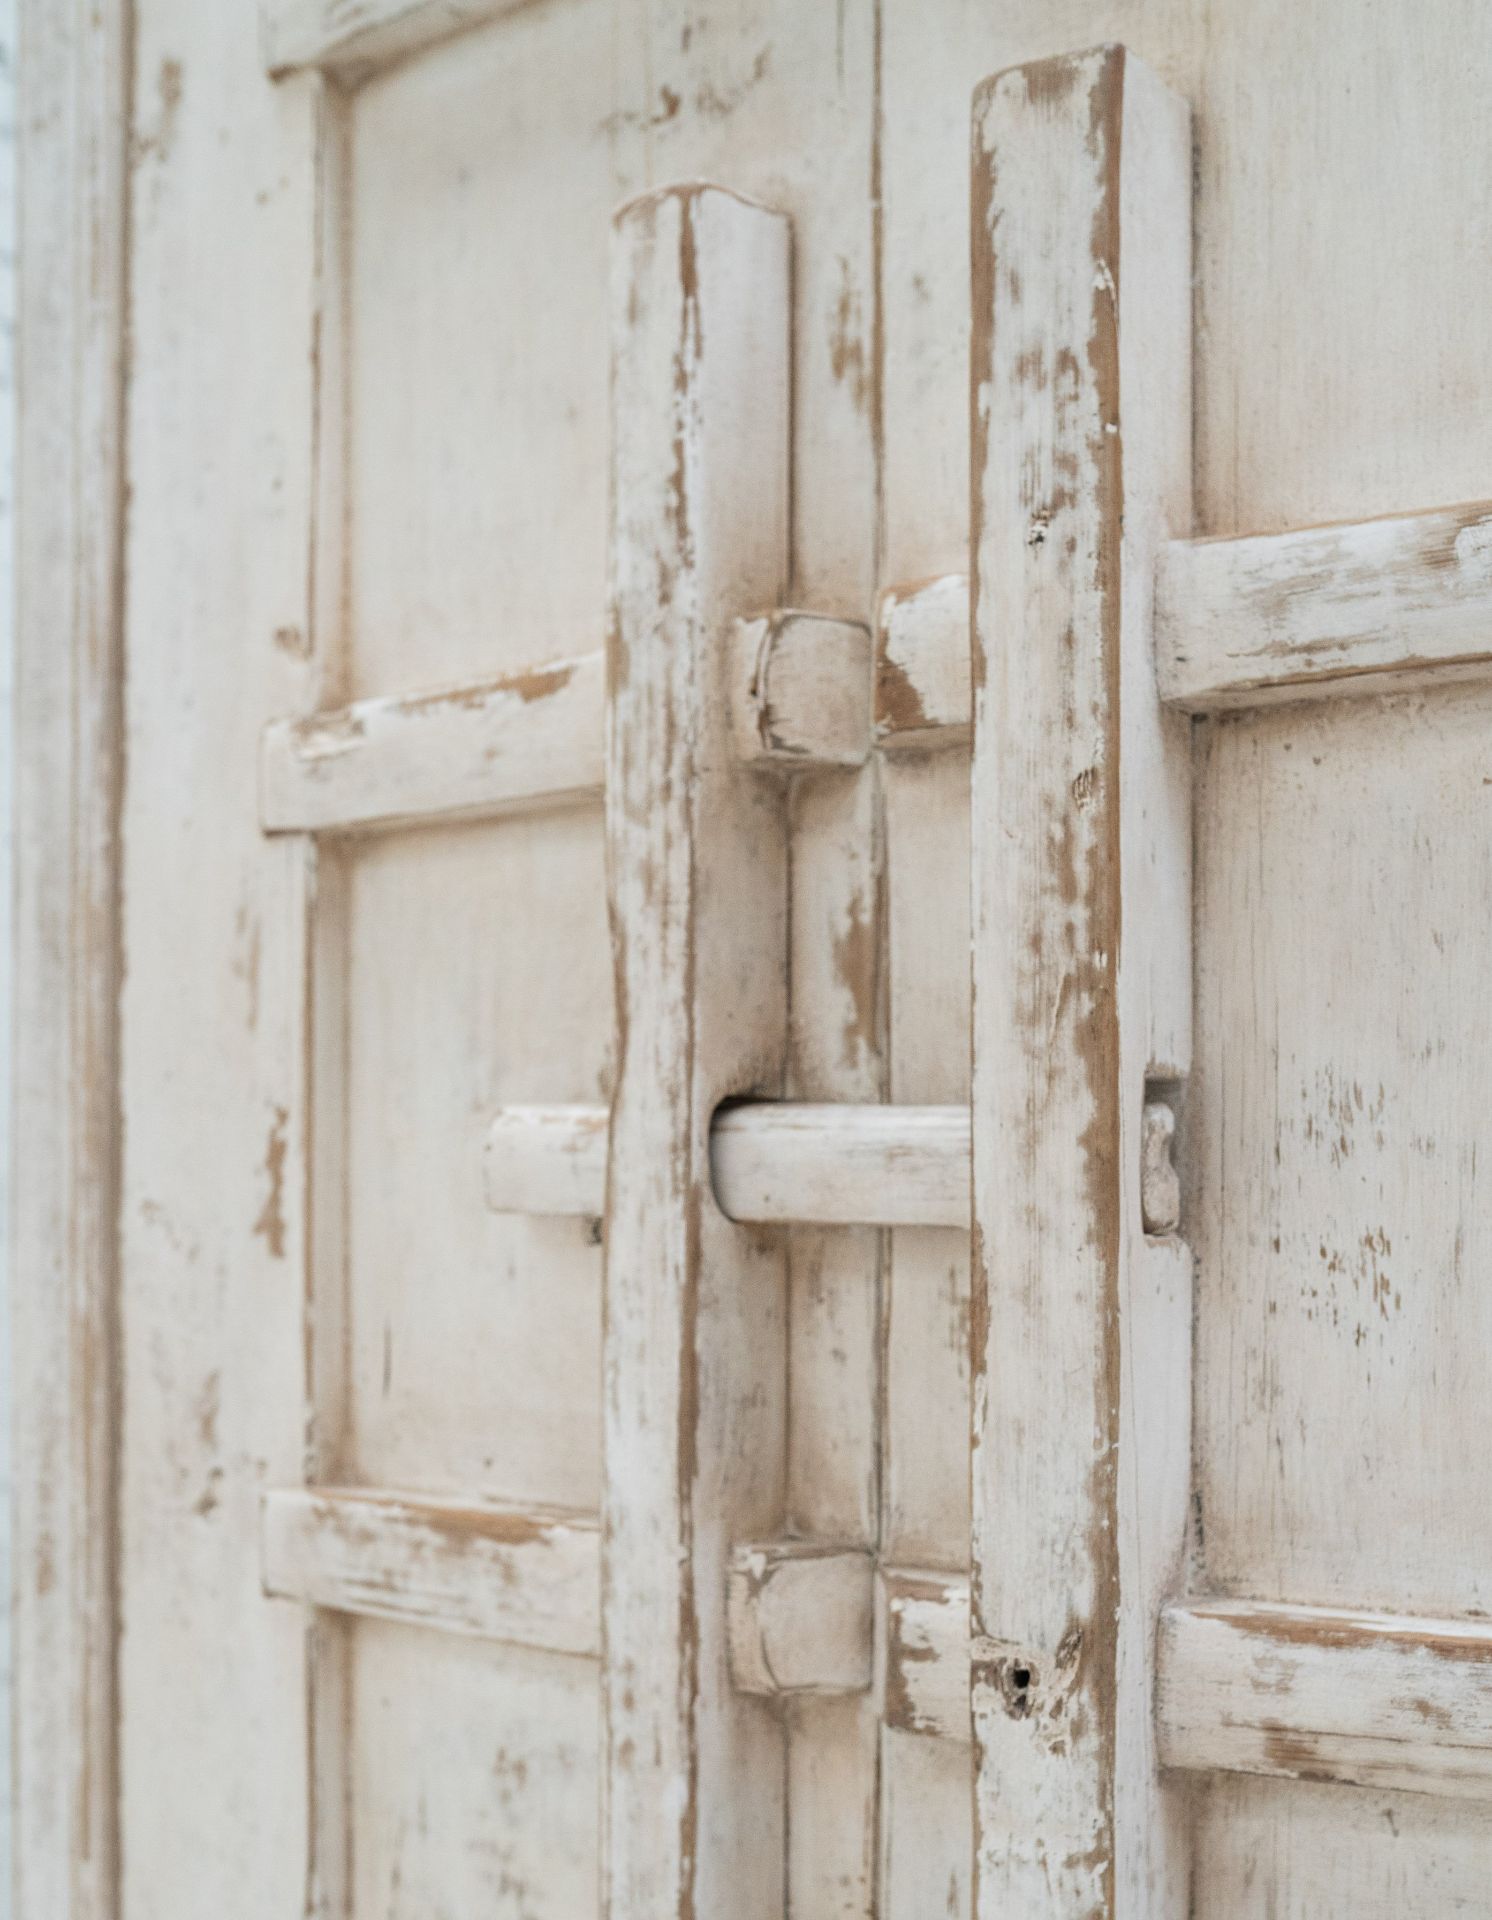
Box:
16;3;1492;1917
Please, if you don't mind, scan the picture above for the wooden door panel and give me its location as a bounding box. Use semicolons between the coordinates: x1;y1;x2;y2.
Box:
21;0;1492;1915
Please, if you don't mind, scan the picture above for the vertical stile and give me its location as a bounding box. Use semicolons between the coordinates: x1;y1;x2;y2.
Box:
604;186;792;1918
296;74;354;1920
969;46;1194;1917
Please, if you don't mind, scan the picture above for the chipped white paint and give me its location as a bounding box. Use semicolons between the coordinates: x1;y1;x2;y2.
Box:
12;0;126;1913
727;1543;873;1697
1158;499;1492;710
484;1100;969;1227
880;1570;971;1743
484;1104;610;1217
262;1486;601;1655
729;611;872;768
260;651;606;834
875;573;971;747
263;0;528;82
1159;1600;1492;1801
603;182;790;1920
969;47;1193;1919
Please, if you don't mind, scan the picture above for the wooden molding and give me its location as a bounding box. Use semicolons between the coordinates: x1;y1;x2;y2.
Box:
484;1101;971;1228
262;0;531;83
1158;1599;1492;1801
13;1;129;1912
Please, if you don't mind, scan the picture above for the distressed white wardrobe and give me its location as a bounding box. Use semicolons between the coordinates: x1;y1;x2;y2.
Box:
16;2;1492;1917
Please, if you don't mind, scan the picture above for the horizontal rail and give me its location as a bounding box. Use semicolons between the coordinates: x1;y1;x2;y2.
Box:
260;654;605;836
260;1486;600;1656
1158;1597;1492;1801
263;1486;965;1727
263;0;528;82
1156;498;1492;711
485;1102;971;1228
262;589;971;838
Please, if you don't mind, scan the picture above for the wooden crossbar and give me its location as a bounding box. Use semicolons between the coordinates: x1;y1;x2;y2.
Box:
261;498;1492;841
1158;1599;1492;1802
260;1495;1492;1801
1157;499;1492;711
260;595;969;839
260;1486;601;1656
484;1101;971;1227
262;1486;967;1733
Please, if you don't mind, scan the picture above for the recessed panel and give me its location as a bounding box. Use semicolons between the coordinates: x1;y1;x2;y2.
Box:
343;809;609;1505
1194;684;1492;1615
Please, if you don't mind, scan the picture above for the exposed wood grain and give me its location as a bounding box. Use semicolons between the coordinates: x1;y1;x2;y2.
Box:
970;46;1193;1919
1157;500;1492;712
262;1487;600;1655
1159;1599;1492;1801
875;573;971;748
604;182;790;1920
881;1569;971;1743
729;612;872;768
727;1545;874;1697
263;0;530;83
484;1101;969;1227
12;0;128;1912
261;652;606;834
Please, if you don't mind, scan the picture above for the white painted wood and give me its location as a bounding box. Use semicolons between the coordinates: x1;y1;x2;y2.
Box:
879;743;973;1914
875;573;971;748
713;1103;968;1227
116;6;334;1911
729;611;872;769
261;652;606;834
484;1104;610;1218
1158;1599;1492;1802
485;1100;969;1227
1157;500;1492;712
970;46;1193;1919
880;1570;970;1744
263;0;527;83
262;1486;600;1655
727;1544;873;1697
604;181;790;1920
13;0;128;1911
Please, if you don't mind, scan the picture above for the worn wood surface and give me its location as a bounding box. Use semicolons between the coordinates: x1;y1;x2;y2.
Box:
728;1545;874;1698
1158;499;1492;711
486;1101;970;1227
969;46;1193;1919
261;652;606;833
875;574;971;748
12;1;128;1914
38;2;1492;1915
1159;1599;1492;1802
263;0;529;82
263;1486;600;1653
603;182;790;1920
